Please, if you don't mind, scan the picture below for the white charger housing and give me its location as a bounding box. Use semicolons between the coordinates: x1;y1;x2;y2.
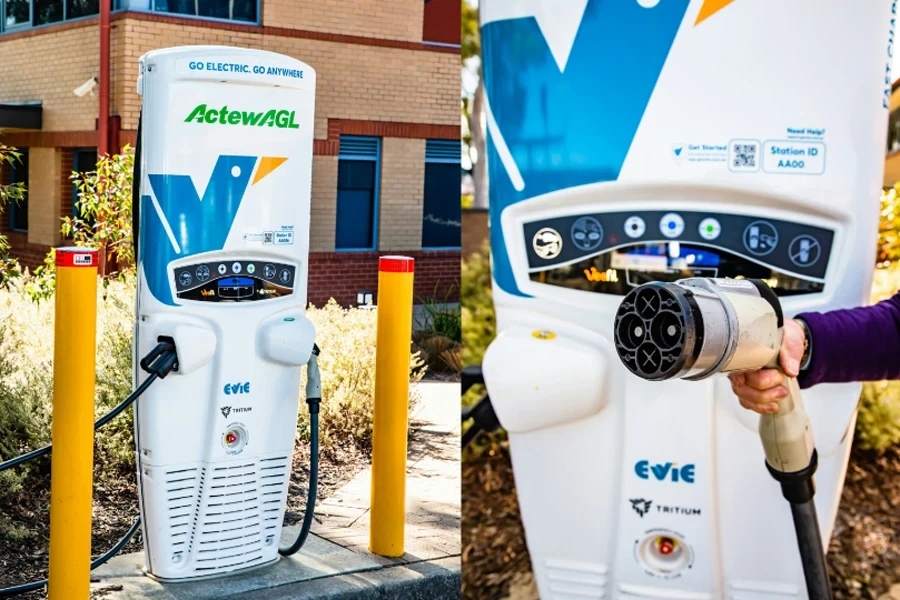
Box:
133;45;316;581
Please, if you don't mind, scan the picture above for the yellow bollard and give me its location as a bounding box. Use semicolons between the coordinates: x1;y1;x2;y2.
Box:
370;255;415;557
48;247;99;600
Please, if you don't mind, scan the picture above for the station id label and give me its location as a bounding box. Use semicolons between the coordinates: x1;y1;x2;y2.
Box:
762;141;825;175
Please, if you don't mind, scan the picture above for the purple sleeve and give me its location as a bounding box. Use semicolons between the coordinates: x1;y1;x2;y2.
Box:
796;291;900;388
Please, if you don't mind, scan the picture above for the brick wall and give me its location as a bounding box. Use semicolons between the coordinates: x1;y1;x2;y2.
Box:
0;23;101;131
379;137;425;251
107;18;458;135
26;148;64;246
310;155;338;253
263;0;423;43
308;250;459;307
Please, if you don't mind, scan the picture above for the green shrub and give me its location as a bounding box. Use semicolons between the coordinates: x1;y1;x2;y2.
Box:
0;281;424;502
461;243;495;409
415;284;462;342
300;299;424;449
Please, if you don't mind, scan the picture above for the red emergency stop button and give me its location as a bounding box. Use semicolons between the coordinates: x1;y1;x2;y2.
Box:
226;432;237;444
658;537;676;555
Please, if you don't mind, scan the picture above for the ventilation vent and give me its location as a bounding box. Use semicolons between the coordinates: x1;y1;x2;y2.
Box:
727;580;800;599
544;558;608;599
425;139;460;163
339;136;379;159
192;456;291;574
618;583;713;599
165;466;203;563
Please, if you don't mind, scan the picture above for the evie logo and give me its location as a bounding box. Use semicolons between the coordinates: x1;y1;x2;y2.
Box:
635;460;695;484
224;382;251;395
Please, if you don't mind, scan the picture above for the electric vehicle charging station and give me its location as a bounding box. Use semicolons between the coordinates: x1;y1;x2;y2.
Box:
476;1;893;598
133;46;318;581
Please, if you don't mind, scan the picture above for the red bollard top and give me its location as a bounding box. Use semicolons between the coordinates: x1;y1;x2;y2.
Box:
55;247;99;268
379;256;415;273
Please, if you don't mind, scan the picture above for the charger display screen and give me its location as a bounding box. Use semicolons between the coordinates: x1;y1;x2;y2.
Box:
530;242;824;297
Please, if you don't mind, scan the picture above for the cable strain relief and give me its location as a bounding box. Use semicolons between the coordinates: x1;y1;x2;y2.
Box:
306;397;321;414
766;448;818;504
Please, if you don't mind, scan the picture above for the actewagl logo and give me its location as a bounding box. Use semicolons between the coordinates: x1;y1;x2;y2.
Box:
635;460;695;484
185;104;300;129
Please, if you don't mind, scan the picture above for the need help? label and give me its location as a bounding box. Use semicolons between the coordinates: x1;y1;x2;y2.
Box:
762;141;825;175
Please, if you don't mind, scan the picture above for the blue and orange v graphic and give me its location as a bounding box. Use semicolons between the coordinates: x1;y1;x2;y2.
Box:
141;155;287;305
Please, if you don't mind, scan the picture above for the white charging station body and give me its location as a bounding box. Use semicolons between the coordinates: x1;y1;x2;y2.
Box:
479;2;892;598
133;46;316;581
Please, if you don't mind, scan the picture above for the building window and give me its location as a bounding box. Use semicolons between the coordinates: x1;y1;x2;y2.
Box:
8;148;28;233
4;0;30;28
152;0;256;23
0;0;98;32
422;140;461;249
336;136;380;252
72;148;96;219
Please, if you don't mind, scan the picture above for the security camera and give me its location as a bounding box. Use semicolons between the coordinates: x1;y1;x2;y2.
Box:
73;77;98;98
613;277;813;474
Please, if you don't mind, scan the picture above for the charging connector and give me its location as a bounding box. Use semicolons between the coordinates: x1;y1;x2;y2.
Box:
279;345;322;557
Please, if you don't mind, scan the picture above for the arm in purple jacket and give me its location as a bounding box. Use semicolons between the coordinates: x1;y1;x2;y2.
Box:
796;291;900;388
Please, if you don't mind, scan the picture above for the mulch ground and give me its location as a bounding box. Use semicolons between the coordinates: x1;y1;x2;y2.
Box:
462;442;900;600
0;439;369;600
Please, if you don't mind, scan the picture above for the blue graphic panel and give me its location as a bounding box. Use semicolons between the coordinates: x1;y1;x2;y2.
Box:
142;155;257;305
481;0;690;295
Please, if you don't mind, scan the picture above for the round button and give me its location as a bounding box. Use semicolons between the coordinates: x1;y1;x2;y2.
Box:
264;264;277;280
570;217;603;252
247;264;256;275
231;262;242;274
178;271;192;287
217;264;227;275
624;216;646;239
659;213;685;239
742;221;779;256
196;265;210;281
788;234;821;267
698;218;721;241
532;227;563;260
279;269;291;284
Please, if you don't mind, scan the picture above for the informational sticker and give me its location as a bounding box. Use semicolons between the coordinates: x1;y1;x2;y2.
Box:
243;232;265;243
762;140;826;175
274;232;294;245
671;142;727;164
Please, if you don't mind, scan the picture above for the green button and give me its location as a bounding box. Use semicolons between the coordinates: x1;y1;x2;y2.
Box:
247;264;256;274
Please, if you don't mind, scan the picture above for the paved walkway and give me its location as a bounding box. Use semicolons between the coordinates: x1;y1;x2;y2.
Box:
91;380;461;599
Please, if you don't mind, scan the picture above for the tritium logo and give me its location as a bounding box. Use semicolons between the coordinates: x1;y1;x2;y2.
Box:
221;406;231;418
185;104;300;129
220;405;251;418
630;498;652;517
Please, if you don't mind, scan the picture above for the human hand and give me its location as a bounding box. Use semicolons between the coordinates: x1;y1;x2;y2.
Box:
727;318;806;414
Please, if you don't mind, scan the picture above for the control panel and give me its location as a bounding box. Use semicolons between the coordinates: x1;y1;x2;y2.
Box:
173;259;296;302
523;210;835;297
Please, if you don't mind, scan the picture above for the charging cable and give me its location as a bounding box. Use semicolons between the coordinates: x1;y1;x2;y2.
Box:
461;365;500;448
279;344;322;557
0;340;178;474
0;340;178;597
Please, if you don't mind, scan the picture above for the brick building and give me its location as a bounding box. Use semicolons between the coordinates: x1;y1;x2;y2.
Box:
0;0;460;306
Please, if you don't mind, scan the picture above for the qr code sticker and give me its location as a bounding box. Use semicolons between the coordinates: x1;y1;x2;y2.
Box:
729;140;759;172
263;232;274;244
733;143;756;167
